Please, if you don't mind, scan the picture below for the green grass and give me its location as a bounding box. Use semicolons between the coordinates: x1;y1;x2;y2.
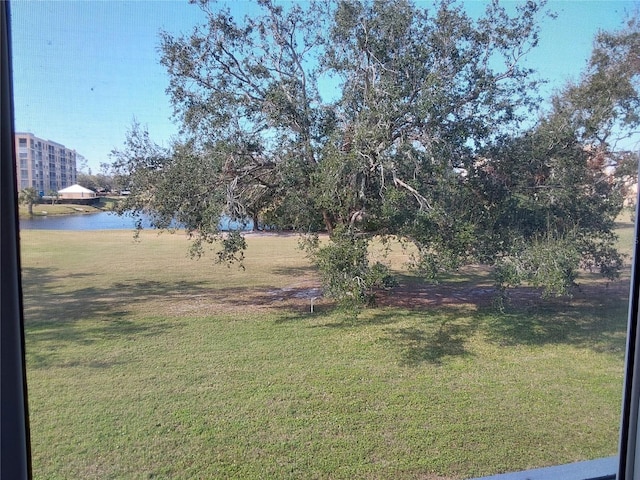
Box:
18;196;121;218
20;225;633;479
19;203;104;217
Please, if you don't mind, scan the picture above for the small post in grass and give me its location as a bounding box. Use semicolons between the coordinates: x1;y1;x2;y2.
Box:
310;297;317;313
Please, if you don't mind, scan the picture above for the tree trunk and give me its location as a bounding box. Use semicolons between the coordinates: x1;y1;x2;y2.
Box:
322;211;334;236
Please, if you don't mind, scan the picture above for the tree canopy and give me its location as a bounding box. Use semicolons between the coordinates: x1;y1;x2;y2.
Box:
112;0;639;309
76;171;114;194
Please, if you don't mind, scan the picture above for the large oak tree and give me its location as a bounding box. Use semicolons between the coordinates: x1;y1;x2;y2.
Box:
112;0;638;308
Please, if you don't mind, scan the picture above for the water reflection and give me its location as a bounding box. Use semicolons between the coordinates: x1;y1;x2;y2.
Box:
19;212;253;231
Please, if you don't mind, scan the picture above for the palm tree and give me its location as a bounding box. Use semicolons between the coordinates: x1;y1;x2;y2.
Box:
19;187;40;216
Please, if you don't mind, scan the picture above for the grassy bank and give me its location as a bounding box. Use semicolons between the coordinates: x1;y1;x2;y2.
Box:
20;225;632;479
18;196;120;218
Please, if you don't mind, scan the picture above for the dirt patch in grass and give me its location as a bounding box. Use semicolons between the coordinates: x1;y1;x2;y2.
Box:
156;278;329;317
154;279;487;317
153;267;630;318
378;276;629;311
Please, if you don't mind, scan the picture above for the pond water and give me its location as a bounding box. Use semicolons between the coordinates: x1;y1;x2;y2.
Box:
19;211;253;231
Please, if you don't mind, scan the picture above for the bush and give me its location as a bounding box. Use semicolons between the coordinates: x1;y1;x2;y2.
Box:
304;227;396;312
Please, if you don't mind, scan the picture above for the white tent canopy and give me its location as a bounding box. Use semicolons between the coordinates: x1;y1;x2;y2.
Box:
58;184;94;194
57;184;96;198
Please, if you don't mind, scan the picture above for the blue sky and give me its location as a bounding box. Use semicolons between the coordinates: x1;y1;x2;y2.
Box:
9;0;640;173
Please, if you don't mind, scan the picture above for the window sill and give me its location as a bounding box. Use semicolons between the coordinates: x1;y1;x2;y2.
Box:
473;456;617;480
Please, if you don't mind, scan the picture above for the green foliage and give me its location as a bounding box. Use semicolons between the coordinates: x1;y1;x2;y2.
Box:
495;236;581;297
46;190;59;205
215;230;247;267
303;228;396;311
111;1;638;308
77;172;114;193
559;14;640;145
18;187;40;216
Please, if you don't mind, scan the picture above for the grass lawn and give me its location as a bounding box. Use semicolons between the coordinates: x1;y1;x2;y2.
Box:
20;223;633;479
18;196;120;218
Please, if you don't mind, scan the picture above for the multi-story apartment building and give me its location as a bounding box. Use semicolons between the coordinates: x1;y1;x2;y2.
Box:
14;132;77;193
